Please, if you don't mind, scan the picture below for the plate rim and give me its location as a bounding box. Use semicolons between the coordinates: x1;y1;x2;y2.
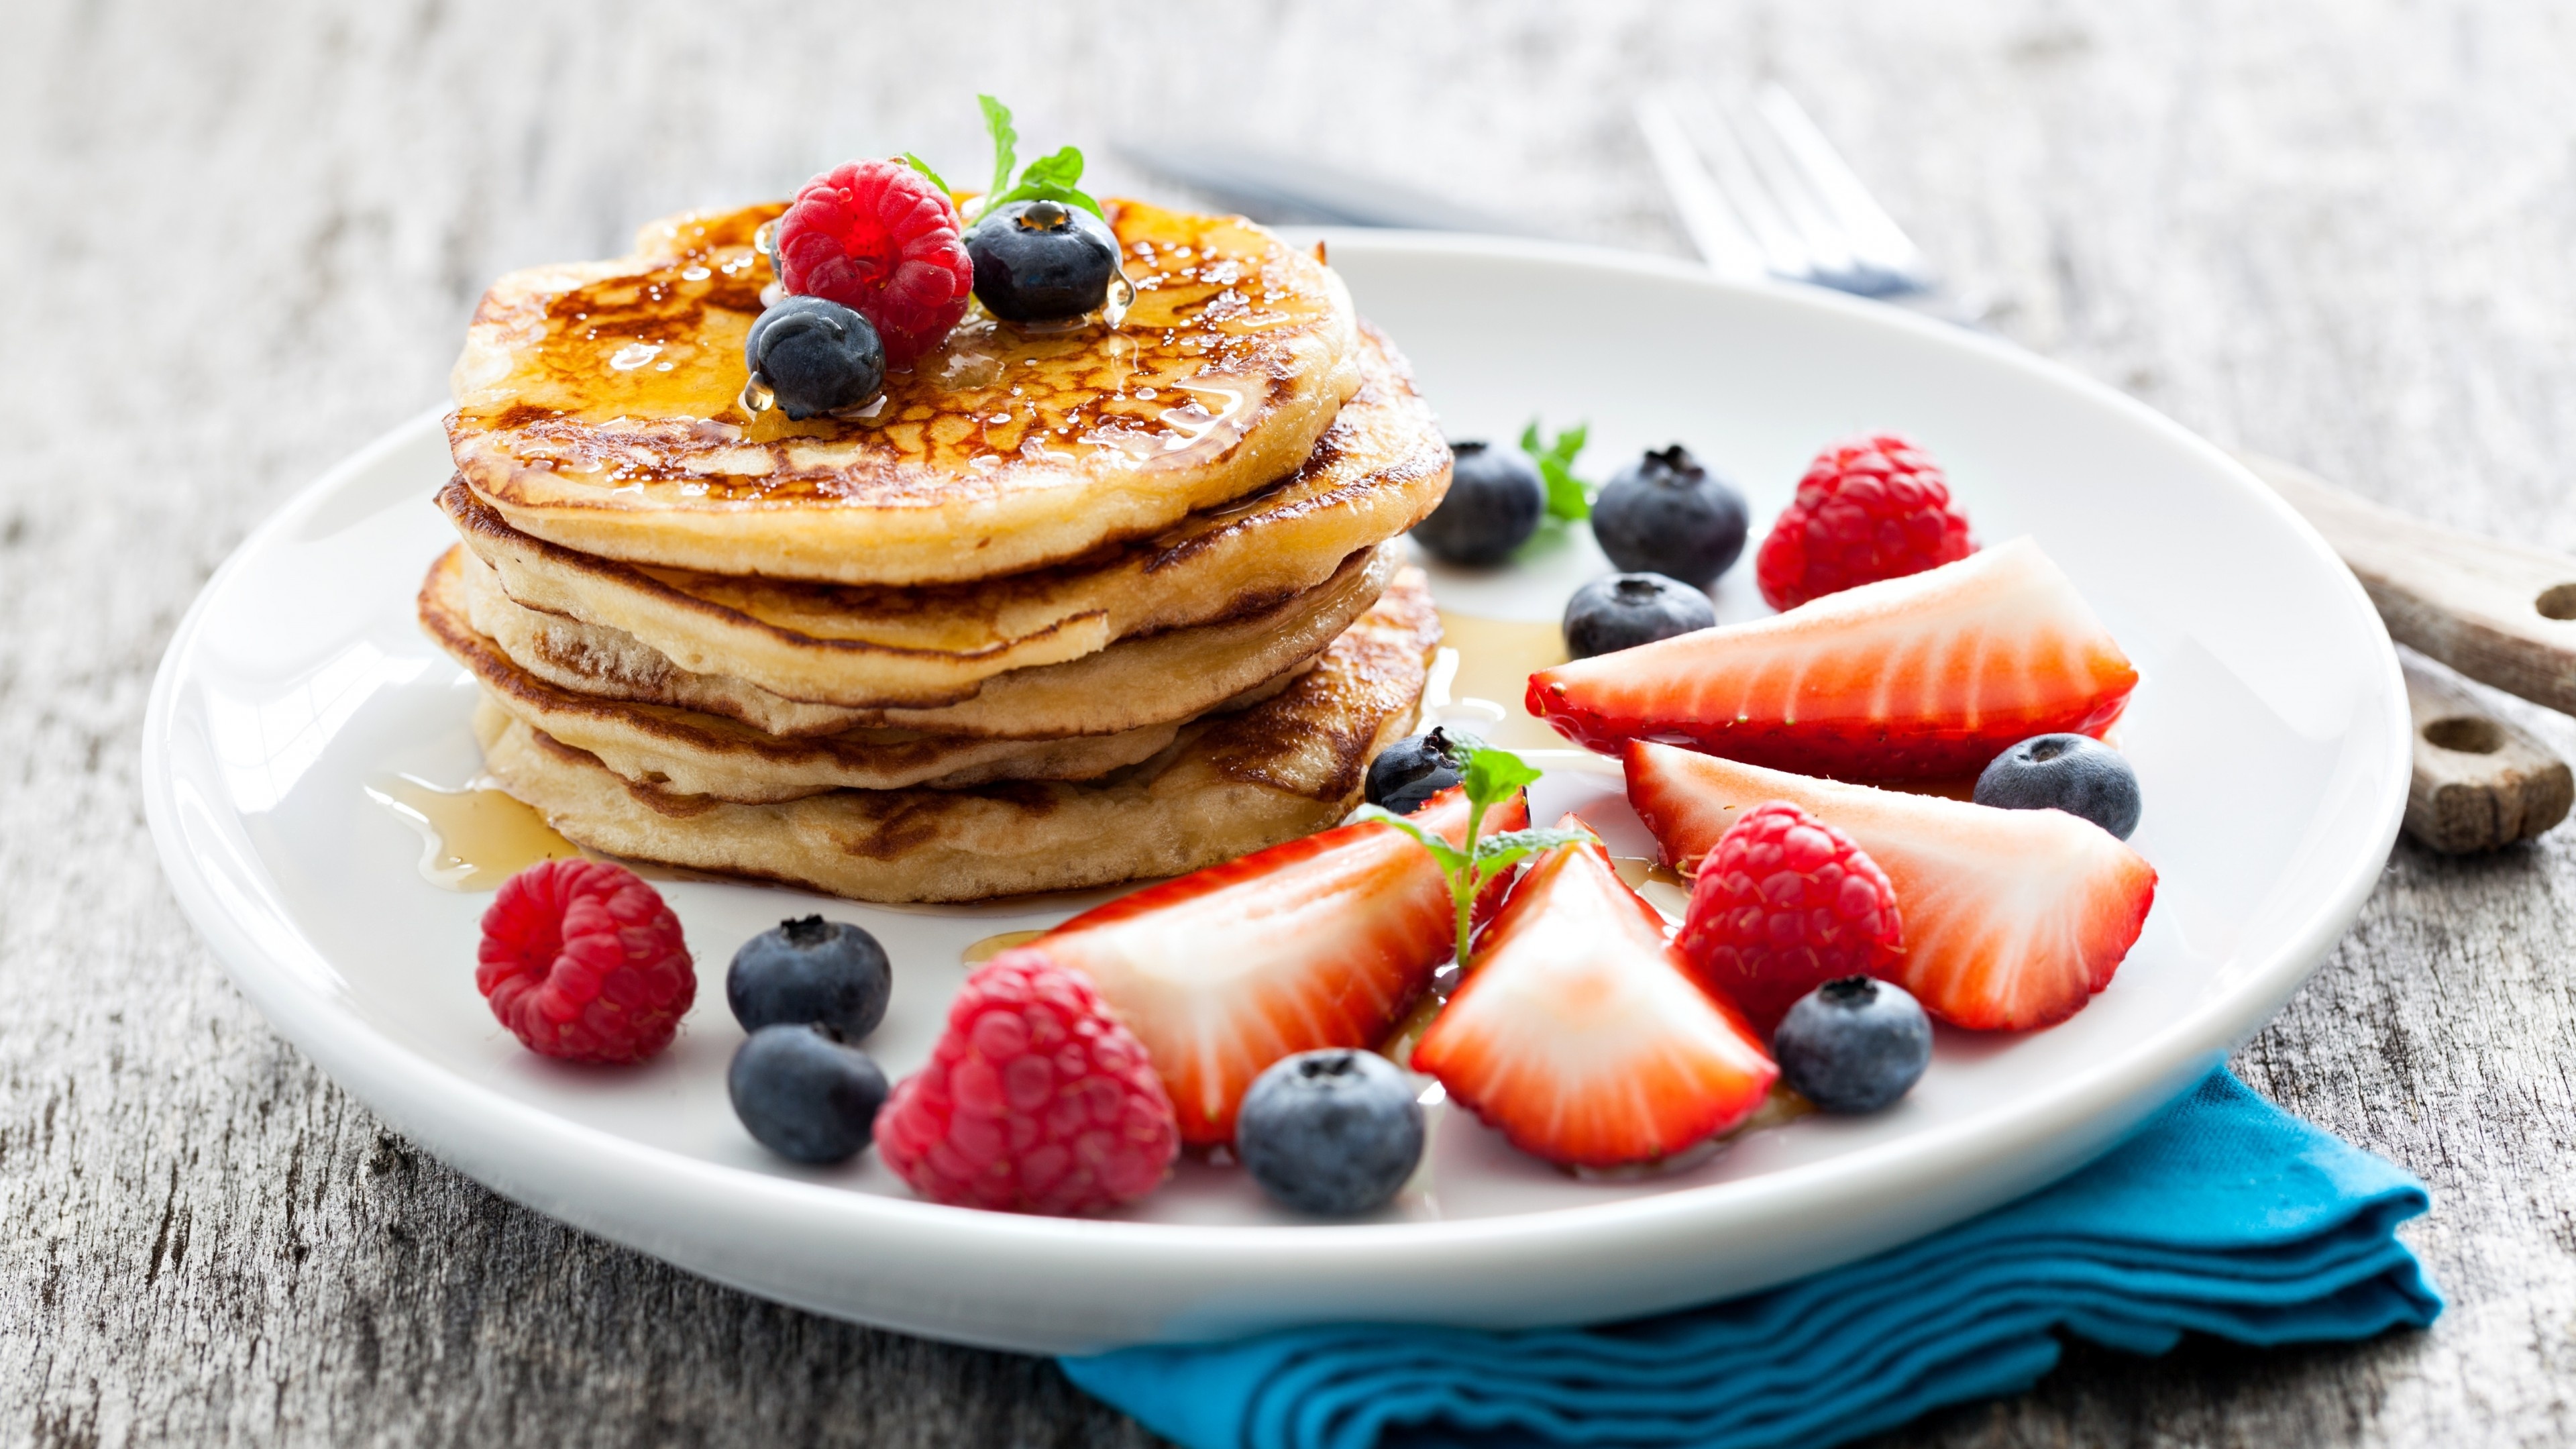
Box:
142;228;2410;1346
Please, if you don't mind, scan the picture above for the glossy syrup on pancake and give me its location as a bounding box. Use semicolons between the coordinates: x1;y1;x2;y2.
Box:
439;326;1448;706
449;201;1363;585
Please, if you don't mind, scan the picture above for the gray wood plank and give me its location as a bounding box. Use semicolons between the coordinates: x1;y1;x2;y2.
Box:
6;1;2575;1444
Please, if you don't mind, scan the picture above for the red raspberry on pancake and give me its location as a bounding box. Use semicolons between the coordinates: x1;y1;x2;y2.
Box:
776;160;975;366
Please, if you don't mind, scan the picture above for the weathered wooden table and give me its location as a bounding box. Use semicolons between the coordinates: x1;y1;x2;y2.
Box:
9;1;2574;1442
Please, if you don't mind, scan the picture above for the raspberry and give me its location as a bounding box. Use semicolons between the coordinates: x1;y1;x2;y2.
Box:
775;160;974;366
476;859;695;1064
1754;433;1974;611
1676;801;1902;1035
877;952;1178;1216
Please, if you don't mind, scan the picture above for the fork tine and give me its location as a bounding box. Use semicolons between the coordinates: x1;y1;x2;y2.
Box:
1720;91;1868;288
1633;98;1770;281
1672;95;1815;282
1754;85;1931;295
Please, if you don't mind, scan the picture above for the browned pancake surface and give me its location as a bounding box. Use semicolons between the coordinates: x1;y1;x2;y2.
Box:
449;201;1362;585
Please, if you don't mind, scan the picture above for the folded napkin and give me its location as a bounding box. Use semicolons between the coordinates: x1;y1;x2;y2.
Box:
1063;1070;2440;1449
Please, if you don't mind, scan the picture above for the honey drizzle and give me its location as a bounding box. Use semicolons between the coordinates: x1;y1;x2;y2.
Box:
960;928;1047;966
1611;855;1693;922
367;776;580;891
1424;611;1570;750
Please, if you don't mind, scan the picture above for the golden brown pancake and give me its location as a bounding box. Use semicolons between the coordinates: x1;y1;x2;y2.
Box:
445;541;1395;739
474;571;1442;902
417;553;1273;800
448;200;1362;586
443;325;1446;706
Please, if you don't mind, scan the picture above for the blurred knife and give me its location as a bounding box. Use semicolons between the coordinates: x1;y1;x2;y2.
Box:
1110;137;1551;235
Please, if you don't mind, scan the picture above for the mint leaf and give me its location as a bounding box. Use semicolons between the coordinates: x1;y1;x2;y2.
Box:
1471;825;1595;873
1358;736;1566;973
985;144;1104;219
904;152;951;195
1520;420;1593;522
1352;805;1468;875
977;95;1018;215
1462;746;1542;808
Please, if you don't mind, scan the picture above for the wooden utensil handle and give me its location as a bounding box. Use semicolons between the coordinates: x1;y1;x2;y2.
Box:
2397;656;2573;851
2241;451;2576;715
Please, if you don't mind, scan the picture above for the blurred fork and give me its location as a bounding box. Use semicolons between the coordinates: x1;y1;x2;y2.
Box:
1638;87;1963;314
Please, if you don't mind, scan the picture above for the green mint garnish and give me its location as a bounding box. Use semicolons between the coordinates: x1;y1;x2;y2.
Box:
1356;731;1593;970
971;95;1104;221
977;95;1019;211
904;152;951;195
1520;420;1593;522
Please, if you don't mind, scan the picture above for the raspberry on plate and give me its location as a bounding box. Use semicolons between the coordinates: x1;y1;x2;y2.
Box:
876;953;1178;1216
1675;800;1902;1035
476;859;695;1065
1754;433;1974;611
775;159;975;367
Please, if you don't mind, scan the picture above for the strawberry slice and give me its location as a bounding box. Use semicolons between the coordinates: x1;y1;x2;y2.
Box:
1527;538;2138;780
1022;786;1527;1144
1625;741;2157;1030
1411;817;1777;1168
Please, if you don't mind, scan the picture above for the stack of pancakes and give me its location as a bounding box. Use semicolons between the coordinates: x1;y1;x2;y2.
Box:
419;199;1452;902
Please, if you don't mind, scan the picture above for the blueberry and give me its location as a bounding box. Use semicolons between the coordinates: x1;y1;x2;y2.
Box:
727;915;893;1040
1590;445;1749;588
727;1023;890;1164
1413;441;1544;566
1365;729;1467;814
1562;572;1717;659
1235;1049;1424;1216
1972;734;2142;840
967;199;1122;323
1772;976;1932;1114
745;295;886;420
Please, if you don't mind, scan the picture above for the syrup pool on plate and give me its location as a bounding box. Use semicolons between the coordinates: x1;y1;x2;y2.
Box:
1425;610;1568;750
366;776;580;890
960;929;1047;965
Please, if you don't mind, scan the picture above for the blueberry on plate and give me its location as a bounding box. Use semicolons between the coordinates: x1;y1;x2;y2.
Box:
1413;441;1544;566
1365;729;1467;814
728;1023;890;1164
1590;445;1749;588
967;199;1122;323
1973;733;2142;840
727;915;893;1040
745;295;886;419
1235;1049;1425;1216
1772;976;1932;1114
1562;572;1717;659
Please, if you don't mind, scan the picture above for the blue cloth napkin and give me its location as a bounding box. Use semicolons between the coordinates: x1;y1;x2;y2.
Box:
1063;1070;2439;1449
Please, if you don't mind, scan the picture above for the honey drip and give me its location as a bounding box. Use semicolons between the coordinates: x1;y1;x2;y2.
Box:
1425;611;1570;750
1612;855;1693;922
961;928;1047;965
368;776;580;890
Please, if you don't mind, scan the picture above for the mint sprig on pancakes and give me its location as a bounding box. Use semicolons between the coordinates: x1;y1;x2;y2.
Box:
972;95;1104;221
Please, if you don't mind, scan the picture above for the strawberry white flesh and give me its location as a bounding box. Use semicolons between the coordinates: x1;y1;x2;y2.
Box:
1528;538;2139;780
1026;786;1526;1145
1625;742;2156;1031
1412;817;1777;1168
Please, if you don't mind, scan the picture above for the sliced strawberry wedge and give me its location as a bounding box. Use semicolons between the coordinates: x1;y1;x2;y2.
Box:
1527;538;2139;780
1412;817;1777;1168
1625;741;2156;1031
1022;786;1527;1144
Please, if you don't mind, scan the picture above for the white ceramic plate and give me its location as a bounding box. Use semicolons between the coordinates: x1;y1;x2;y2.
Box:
143;232;2406;1354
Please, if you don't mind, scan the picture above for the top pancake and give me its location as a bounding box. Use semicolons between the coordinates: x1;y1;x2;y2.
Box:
449;199;1362;586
